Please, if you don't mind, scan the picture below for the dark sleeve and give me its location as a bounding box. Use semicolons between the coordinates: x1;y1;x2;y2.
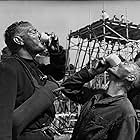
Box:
132;95;140;109
61;67;97;104
38;46;66;81
0;60;17;140
112;116;139;140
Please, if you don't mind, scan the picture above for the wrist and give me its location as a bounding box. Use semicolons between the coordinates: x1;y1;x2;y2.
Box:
49;45;63;55
85;65;98;78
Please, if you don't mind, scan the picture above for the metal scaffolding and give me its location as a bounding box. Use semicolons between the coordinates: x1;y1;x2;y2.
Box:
66;16;140;88
68;19;140;69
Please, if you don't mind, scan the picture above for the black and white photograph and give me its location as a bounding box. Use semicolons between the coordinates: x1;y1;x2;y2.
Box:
0;0;140;140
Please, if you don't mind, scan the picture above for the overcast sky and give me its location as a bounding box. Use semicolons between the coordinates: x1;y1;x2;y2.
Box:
0;0;140;63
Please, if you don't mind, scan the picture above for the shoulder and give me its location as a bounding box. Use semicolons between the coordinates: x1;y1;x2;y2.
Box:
1;56;20;65
119;97;137;118
0;58;18;86
0;57;22;74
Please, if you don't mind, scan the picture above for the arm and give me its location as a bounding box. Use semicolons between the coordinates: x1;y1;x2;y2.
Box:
0;60;17;140
13;83;56;137
38;46;66;81
111;116;139;140
61;67;98;104
61;54;122;104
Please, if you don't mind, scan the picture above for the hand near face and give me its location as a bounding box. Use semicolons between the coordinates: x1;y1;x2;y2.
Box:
88;58;109;74
40;32;60;53
49;32;60;53
88;54;121;75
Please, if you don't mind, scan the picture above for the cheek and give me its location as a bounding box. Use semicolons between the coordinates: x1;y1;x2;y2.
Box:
23;35;45;51
24;37;39;47
24;38;34;47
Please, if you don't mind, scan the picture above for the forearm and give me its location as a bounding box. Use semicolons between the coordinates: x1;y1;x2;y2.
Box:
62;66;97;89
40;46;66;80
61;67;97;104
50;46;66;66
13;84;56;137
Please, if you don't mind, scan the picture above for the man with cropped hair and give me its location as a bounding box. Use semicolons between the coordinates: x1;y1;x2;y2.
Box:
0;21;66;140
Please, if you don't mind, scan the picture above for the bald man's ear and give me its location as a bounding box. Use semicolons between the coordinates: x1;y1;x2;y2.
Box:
13;36;24;45
125;74;137;82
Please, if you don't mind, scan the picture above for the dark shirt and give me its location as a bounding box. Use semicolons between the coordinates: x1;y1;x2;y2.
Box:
61;67;139;140
0;49;66;140
127;86;140;140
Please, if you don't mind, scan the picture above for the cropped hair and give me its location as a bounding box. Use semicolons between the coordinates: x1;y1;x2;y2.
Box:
4;21;31;54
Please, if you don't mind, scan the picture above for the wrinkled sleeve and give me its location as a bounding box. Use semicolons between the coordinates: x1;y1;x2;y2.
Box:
112;116;139;140
39;46;66;81
0;61;17;140
61;67;97;104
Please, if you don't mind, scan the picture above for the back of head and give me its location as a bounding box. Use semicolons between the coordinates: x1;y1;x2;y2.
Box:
4;21;32;54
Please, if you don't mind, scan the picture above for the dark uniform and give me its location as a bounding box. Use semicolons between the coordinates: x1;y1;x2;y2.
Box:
0;49;66;140
128;88;140;140
61;67;139;140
